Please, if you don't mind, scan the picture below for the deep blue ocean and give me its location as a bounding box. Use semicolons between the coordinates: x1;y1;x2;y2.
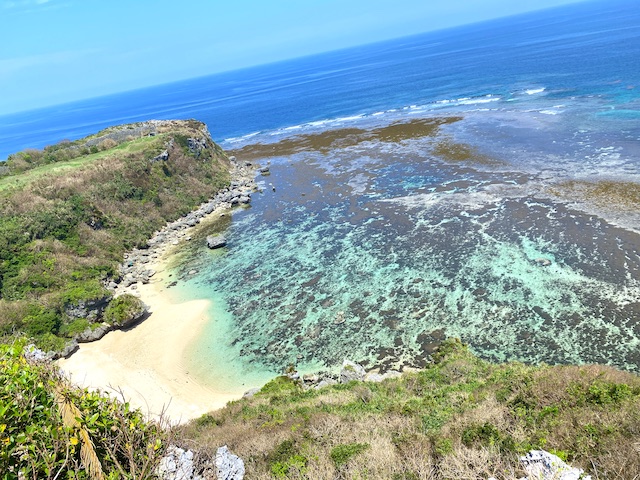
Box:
1;0;638;160
4;0;640;387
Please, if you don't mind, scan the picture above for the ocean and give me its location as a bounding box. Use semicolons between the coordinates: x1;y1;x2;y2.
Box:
2;0;640;388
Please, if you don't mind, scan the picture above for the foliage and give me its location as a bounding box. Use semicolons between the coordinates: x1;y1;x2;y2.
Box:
103;295;146;327
268;439;308;478
0;120;230;351
176;340;640;479
0;342;167;479
330;442;370;467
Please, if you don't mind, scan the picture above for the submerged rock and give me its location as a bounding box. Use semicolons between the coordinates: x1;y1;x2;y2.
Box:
535;258;552;267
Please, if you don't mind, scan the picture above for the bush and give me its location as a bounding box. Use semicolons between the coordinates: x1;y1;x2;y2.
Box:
0;342;167;478
103;294;146;327
23;306;60;337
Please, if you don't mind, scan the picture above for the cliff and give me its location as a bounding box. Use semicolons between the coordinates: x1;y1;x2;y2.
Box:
0;120;231;354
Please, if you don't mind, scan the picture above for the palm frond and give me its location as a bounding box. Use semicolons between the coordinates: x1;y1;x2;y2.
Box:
54;386;105;480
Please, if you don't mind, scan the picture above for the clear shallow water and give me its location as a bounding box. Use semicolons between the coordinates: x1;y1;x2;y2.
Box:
173;120;640;384
2;0;640;383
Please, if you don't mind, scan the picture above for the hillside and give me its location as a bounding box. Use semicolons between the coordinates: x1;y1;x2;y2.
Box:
173;338;640;479
1;121;640;479
0;120;230;353
4;338;639;479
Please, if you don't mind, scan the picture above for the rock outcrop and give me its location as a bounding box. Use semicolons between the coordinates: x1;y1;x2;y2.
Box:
215;446;245;480
488;450;591;480
520;450;591;480
340;359;367;383
206;235;227;249
157;445;202;480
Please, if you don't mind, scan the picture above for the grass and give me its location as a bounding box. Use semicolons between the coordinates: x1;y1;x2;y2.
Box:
0;120;230;351
0;136;163;192
175;339;640;479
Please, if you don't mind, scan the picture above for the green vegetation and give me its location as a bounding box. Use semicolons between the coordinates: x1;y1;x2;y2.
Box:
0;120;230;352
0;341;167;479
176;339;640;479
103;294;146;327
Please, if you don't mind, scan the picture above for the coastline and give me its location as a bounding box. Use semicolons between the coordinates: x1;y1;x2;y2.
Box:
57;261;243;424
57;159;261;424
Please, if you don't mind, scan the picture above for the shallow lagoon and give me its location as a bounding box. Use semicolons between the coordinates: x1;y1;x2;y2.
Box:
163;115;640;388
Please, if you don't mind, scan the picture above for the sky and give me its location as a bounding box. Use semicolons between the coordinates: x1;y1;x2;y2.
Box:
0;0;588;115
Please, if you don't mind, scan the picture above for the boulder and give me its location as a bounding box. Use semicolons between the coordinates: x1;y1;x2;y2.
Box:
242;387;260;399
364;372;384;382
52;340;79;360
215;446;245;480
520;450;591;480
157;445;202;480
382;370;402;380
340;359;366;383
207;235;227;249
23;344;48;362
315;378;337;390
76;324;112;343
64;295;112;322
151;150;169;163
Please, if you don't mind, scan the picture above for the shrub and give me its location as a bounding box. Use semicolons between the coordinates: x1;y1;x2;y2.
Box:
0;342;167;478
330;442;370;467
103;294;146;327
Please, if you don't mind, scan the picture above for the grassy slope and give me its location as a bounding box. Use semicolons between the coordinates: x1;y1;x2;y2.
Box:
0;120;230;351
177;339;640;479
0;341;168;479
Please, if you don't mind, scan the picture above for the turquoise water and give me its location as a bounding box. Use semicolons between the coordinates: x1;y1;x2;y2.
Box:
1;0;638;385
163;120;640;387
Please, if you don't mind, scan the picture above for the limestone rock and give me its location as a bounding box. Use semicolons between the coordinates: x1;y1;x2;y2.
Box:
315;378;337;389
23;344;47;362
151;150;169;163
64;296;112;322
207;235;227;249
215;445;245;480
340;359;366;383
76;324;112;343
382;370;402;380
157;445;202;480
520;450;591;480
364;372;385;382
242;387;260;399
535;258;552;267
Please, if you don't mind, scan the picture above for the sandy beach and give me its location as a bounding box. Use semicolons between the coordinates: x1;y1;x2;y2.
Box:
57;269;241;424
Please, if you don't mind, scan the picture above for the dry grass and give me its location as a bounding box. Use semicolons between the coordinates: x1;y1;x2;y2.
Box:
174;341;640;479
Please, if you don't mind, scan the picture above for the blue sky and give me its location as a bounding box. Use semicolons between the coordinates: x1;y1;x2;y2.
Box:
1;0;587;115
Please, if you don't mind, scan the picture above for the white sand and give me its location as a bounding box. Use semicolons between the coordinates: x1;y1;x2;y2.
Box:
57;276;240;424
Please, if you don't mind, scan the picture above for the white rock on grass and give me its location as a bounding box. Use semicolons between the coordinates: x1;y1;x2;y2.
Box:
215;445;245;480
157;445;202;480
520;450;591;480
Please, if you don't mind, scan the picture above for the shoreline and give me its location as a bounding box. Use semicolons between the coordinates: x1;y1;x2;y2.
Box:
57;158;261;424
57;259;243;424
